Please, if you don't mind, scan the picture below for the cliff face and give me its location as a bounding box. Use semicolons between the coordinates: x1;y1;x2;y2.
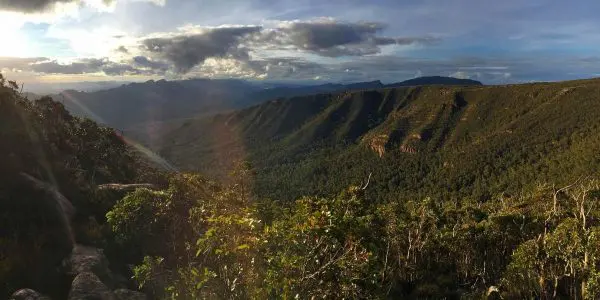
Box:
368;134;388;157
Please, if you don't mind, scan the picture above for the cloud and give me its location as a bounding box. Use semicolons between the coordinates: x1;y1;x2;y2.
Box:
258;58;326;79
30;58;107;74
195;58;262;79
0;0;73;13
450;71;470;79
133;20;439;75
0;0;120;13
131;0;165;6
27;57;148;75
0;0;165;14
253;20;439;57
279;20;386;50
102;62;142;75
0;57;47;70
116;46;129;54
140;26;262;73
132;55;169;72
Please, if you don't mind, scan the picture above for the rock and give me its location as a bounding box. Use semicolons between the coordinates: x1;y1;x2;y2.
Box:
368;134;388;157
114;289;147;300
400;144;417;154
19;173;75;248
64;245;114;287
10;288;51;300
68;272;116;300
112;274;130;289
97;184;157;192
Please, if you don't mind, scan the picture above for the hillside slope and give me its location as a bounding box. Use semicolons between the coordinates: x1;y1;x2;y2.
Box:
161;78;600;201
57;79;260;129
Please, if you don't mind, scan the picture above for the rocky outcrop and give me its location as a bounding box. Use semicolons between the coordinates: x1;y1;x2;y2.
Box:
368;134;388;157
400;134;421;154
10;289;51;300
400;144;418;154
11;174;146;299
19;172;75;249
114;289;147;300
64;245;114;286
68;272;115;300
67;273;148;300
63;245;147;300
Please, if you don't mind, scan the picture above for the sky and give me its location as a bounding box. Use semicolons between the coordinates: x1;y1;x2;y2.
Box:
1;0;600;91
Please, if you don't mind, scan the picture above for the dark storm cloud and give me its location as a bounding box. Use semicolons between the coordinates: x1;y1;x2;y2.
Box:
281;21;386;50
133;56;169;71
141;26;262;73
0;0;114;13
252;20;439;57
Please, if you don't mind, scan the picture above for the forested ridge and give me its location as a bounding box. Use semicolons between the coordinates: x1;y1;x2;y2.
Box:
1;73;600;299
162;78;600;203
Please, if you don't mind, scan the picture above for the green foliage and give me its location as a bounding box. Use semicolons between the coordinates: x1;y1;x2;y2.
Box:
106;170;600;299
107;188;170;243
262;189;377;299
106;173;215;269
502;181;600;299
133;256;167;296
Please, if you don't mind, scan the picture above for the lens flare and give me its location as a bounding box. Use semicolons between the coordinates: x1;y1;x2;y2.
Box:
61;91;178;172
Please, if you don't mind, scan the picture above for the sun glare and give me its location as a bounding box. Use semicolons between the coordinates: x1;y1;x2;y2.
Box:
0;14;31;57
0;35;30;57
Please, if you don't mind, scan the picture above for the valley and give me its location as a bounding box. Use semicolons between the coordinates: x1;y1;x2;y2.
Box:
2;75;600;299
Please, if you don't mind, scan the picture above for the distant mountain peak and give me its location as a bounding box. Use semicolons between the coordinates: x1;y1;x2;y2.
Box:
386;76;483;87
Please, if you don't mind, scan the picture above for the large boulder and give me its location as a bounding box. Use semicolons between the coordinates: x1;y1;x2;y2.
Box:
64;245;114;287
113;289;147;300
68;272;115;300
10;288;51;300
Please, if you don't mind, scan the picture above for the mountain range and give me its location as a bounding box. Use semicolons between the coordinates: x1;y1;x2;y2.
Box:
43;76;481;131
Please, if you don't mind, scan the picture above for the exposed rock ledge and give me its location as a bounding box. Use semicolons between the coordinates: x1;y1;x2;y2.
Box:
12;174;148;300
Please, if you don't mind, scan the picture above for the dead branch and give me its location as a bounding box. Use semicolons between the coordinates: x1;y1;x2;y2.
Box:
97;183;158;192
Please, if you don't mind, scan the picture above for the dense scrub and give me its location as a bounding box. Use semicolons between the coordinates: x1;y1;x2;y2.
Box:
107;167;600;299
